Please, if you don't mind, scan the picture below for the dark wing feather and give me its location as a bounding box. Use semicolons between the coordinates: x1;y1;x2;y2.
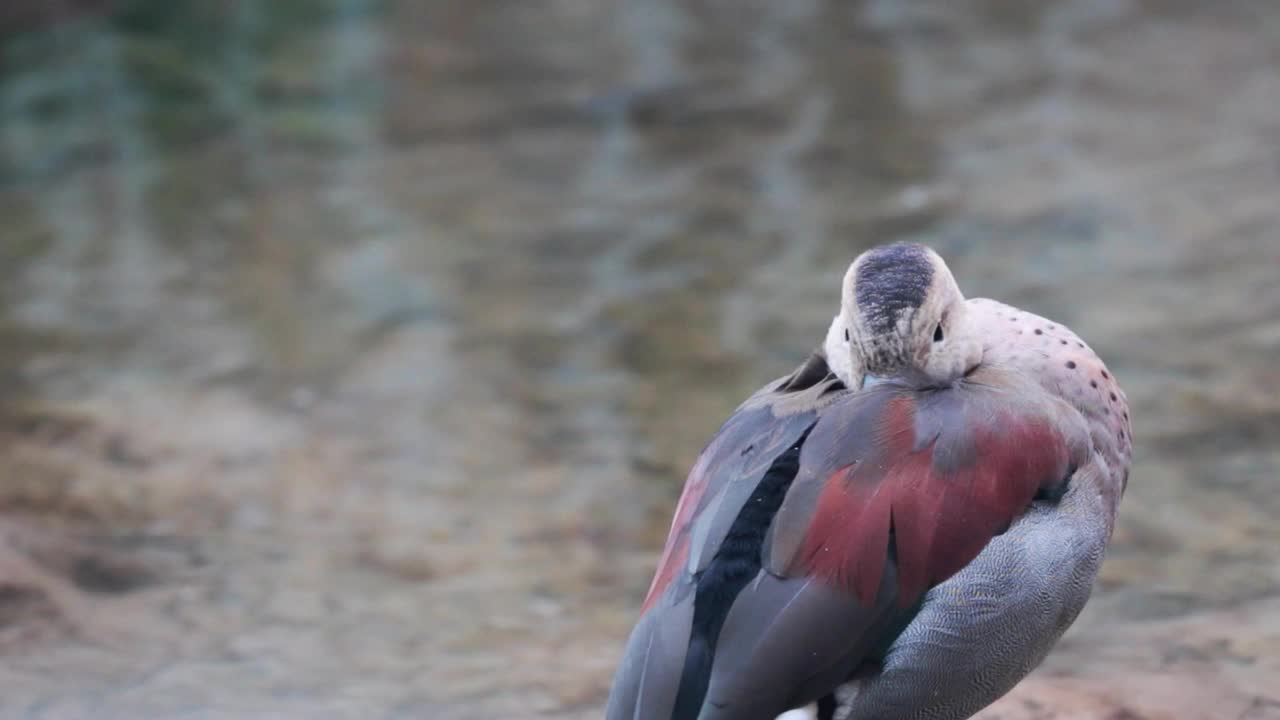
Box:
641;393;819;612
610;357;835;720
698;571;898;719
607;596;694;720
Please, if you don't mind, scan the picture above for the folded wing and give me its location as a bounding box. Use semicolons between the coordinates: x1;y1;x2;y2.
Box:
610;365;1082;720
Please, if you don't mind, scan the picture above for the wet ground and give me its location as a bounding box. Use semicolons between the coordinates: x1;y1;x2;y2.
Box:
1;1;1279;718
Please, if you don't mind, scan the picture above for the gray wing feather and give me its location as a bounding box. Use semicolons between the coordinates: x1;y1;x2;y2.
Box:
686;409;817;575
698;565;900;719
607;596;694;720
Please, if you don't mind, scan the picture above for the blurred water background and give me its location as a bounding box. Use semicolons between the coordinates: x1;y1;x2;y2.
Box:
1;1;1279;718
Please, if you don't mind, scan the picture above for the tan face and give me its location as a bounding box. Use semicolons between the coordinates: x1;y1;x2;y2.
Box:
824;243;983;388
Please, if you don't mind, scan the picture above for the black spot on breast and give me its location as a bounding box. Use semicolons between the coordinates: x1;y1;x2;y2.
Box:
1066;361;1077;369
854;243;933;334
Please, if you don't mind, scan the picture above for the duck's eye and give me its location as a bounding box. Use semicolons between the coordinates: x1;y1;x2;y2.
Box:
933;323;944;343
844;328;850;342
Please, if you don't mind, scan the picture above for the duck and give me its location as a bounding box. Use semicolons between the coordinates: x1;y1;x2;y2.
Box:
606;242;1131;720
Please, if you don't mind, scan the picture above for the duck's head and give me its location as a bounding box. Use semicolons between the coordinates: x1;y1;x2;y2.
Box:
824;242;983;390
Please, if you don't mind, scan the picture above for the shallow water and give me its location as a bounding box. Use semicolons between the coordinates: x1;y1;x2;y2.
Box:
1;1;1278;719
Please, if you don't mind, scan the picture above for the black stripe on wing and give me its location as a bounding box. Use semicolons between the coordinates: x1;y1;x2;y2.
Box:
671;423;817;720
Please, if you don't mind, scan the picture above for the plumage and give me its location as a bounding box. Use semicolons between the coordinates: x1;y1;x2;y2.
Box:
769;376;1081;605
641;401;822;614
607;243;1131;720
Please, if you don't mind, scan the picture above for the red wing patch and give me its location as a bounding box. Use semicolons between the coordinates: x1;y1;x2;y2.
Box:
641;454;709;612
641;499;695;612
785;393;1069;606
